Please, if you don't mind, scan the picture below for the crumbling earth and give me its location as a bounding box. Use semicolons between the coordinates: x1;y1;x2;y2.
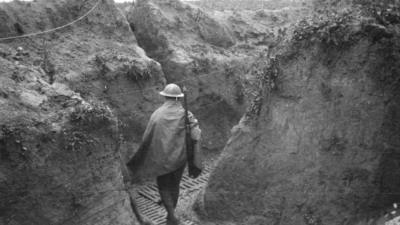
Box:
0;0;165;224
1;0;400;225
200;3;400;225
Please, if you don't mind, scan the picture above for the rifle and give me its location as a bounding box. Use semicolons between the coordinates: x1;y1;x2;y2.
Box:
182;86;202;179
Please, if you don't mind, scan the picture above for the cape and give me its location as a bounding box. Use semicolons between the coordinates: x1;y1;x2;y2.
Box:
127;100;188;181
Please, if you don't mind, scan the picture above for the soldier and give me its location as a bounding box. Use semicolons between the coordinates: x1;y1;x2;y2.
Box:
127;83;201;225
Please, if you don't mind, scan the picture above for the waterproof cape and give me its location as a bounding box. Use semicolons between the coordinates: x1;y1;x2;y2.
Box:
127;101;187;181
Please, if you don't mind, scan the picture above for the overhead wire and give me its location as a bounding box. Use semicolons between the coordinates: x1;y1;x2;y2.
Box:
0;0;102;41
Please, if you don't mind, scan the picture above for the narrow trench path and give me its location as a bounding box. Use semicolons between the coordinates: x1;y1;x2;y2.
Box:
128;164;214;225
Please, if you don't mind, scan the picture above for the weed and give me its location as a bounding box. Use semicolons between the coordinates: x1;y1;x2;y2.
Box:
70;100;114;125
95;55;110;76
95;54;153;82
300;0;400;46
192;57;212;74
40;40;56;84
252;56;280;91
293;9;355;46
64;131;93;152
124;63;152;82
352;0;400;25
234;78;244;104
244;56;280;120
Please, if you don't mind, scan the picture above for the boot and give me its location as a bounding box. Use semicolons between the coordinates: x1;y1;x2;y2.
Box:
166;214;180;225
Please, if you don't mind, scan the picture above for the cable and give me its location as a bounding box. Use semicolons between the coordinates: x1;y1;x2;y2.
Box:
0;0;102;41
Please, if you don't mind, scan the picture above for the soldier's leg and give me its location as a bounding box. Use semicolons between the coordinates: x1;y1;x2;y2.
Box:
171;165;185;208
157;171;179;225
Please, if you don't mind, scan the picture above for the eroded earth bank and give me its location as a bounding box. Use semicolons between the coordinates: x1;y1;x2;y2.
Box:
0;0;400;225
200;2;400;225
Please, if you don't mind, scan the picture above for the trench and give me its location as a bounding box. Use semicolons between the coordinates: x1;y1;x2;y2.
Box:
0;0;243;223
120;1;247;223
128;165;213;225
1;0;400;225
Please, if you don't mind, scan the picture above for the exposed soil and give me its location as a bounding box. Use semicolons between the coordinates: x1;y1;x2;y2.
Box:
201;9;400;225
127;0;307;153
0;0;164;224
1;0;400;225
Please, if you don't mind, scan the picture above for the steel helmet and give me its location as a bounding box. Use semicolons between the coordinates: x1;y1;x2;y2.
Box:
159;83;184;98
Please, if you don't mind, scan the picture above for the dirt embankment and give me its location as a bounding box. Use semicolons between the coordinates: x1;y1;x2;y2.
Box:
0;0;293;223
127;0;306;152
0;0;166;224
190;0;308;11
5;0;396;225
201;7;400;225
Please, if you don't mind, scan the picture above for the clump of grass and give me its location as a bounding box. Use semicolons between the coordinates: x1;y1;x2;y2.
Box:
70;100;114;125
